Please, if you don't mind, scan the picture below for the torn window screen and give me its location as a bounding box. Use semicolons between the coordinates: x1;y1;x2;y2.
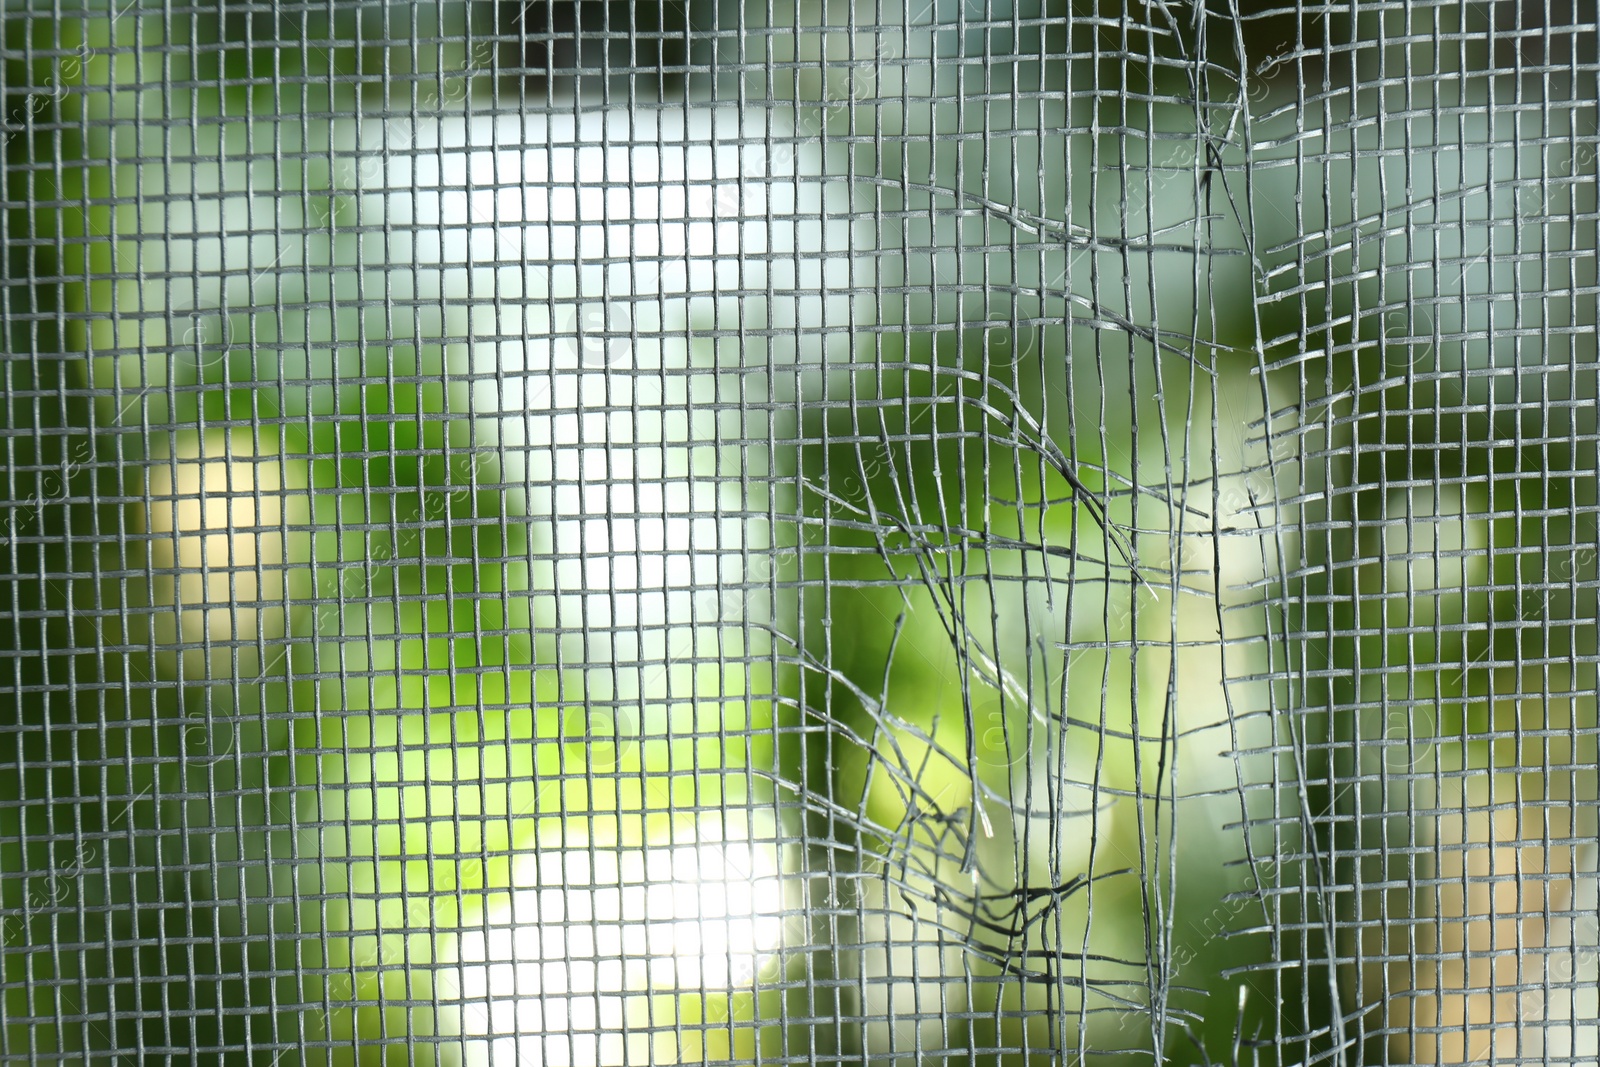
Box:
0;1;1594;1065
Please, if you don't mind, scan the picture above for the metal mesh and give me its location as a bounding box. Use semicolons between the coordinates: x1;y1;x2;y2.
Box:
0;1;1594;1064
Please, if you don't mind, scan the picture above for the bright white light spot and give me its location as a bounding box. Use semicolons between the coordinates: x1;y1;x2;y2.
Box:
445;836;789;1067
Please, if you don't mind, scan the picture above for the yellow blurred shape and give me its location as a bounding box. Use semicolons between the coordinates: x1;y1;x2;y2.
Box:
143;430;307;673
1383;684;1597;1064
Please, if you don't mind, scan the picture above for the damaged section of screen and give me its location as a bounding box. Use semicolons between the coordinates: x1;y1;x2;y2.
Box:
765;2;1280;1064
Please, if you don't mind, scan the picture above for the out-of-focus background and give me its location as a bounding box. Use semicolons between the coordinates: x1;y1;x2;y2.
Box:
0;2;1595;1065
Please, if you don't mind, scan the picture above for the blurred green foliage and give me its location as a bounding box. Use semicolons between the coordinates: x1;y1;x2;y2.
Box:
3;2;1594;1065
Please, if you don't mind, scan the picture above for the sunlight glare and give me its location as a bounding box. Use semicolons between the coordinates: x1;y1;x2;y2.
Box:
448;836;788;1067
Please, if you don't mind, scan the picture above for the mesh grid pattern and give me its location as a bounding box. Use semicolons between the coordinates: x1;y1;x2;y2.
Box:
1239;3;1600;1064
0;2;1595;1065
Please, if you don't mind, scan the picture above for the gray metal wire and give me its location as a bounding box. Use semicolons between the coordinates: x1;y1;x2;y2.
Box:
0;1;1594;1065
